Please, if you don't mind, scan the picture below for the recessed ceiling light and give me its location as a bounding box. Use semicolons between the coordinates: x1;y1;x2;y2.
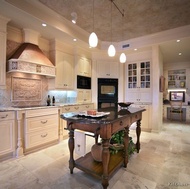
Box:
179;52;182;55
176;39;180;42
73;38;77;42
134;48;137;51
42;23;47;27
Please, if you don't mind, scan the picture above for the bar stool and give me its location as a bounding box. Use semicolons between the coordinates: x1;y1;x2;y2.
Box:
170;101;183;121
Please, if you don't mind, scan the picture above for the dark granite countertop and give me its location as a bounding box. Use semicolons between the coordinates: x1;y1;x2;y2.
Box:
60;107;145;124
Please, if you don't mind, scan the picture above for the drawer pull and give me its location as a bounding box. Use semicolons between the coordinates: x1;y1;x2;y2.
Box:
41;133;48;138
1;114;8;119
41;120;47;124
65;108;70;111
74;107;79;110
120;121;123;126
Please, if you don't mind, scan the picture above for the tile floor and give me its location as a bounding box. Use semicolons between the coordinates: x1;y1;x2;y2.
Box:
0;121;190;189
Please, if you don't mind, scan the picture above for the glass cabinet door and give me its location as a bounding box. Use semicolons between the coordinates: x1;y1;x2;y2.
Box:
128;63;137;88
140;61;150;88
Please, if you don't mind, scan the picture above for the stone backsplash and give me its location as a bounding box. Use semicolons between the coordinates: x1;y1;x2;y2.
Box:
0;39;76;107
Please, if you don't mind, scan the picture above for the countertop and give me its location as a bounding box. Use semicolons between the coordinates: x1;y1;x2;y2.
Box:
60;107;146;124
0;102;94;112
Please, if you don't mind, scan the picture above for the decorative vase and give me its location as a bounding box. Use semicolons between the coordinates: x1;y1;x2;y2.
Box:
91;143;103;162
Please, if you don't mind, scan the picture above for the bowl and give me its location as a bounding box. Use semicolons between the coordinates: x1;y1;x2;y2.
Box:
118;102;133;108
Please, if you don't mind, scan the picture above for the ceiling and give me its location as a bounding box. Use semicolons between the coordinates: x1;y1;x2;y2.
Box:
1;0;190;64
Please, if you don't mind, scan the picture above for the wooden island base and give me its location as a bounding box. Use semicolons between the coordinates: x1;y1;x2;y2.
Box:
61;107;145;189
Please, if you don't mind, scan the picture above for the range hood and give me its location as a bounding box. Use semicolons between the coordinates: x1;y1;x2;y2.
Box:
7;29;55;77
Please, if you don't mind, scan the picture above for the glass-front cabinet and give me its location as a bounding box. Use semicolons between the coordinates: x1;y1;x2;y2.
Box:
126;61;151;103
128;61;150;89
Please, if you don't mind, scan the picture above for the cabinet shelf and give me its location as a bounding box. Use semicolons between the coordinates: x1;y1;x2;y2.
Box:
75;151;124;179
168;69;186;88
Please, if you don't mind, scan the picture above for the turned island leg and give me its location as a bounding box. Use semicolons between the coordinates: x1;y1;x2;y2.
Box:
136;119;141;153
101;139;110;189
68;123;75;174
123;127;129;168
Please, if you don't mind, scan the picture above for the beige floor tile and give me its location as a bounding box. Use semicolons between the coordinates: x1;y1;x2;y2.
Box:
0;121;190;189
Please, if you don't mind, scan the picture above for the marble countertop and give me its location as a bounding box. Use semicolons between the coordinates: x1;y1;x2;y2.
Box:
0;102;94;112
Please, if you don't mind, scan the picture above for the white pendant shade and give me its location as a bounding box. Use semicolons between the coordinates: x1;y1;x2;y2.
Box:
108;44;116;57
120;53;126;63
89;32;98;47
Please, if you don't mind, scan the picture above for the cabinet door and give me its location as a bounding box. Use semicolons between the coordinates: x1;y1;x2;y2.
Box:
77;57;92;77
125;91;139;103
0;120;14;155
127;61;151;90
126;90;151;103
55;52;74;89
77;89;92;103
127;63;138;90
186;107;190;122
97;61;119;78
0;32;6;88
186;68;190;94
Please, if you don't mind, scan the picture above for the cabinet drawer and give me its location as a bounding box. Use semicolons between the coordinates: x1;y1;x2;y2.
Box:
0;111;15;121
81;104;94;110
111;118;131;134
62;105;82;113
25;108;58;118
25;114;58;133
62;106;75;113
25;128;58;149
131;113;142;124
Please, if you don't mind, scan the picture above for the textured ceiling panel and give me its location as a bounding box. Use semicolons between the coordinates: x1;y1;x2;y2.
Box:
39;0;190;42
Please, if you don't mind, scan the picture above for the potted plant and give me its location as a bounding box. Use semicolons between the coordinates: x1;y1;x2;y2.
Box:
109;130;136;155
91;130;136;162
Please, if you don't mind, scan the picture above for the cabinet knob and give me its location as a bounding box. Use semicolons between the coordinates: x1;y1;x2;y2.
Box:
120;121;123;126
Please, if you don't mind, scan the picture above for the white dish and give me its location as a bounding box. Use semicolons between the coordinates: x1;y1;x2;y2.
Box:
78;111;110;118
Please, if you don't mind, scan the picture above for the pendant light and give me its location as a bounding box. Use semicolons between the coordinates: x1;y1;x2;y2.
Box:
108;0;116;57
120;52;126;63
119;10;126;63
89;0;98;47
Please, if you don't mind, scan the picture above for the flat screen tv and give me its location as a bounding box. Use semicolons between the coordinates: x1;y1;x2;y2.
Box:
169;91;185;102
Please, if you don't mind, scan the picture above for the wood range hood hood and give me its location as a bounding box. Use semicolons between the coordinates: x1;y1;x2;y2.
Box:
7;29;55;77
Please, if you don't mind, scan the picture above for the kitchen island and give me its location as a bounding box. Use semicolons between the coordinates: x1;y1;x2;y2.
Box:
60;107;145;189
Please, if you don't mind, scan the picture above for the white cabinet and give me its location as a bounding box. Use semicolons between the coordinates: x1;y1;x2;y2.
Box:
49;51;74;90
24;108;58;151
125;61;151;103
77;89;92;103
76;56;92;77
60;103;94;138
0;16;9;88
186;106;190;122
0;111;15;159
80;103;94;111
97;61;119;78
186;68;190;94
131;104;151;132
